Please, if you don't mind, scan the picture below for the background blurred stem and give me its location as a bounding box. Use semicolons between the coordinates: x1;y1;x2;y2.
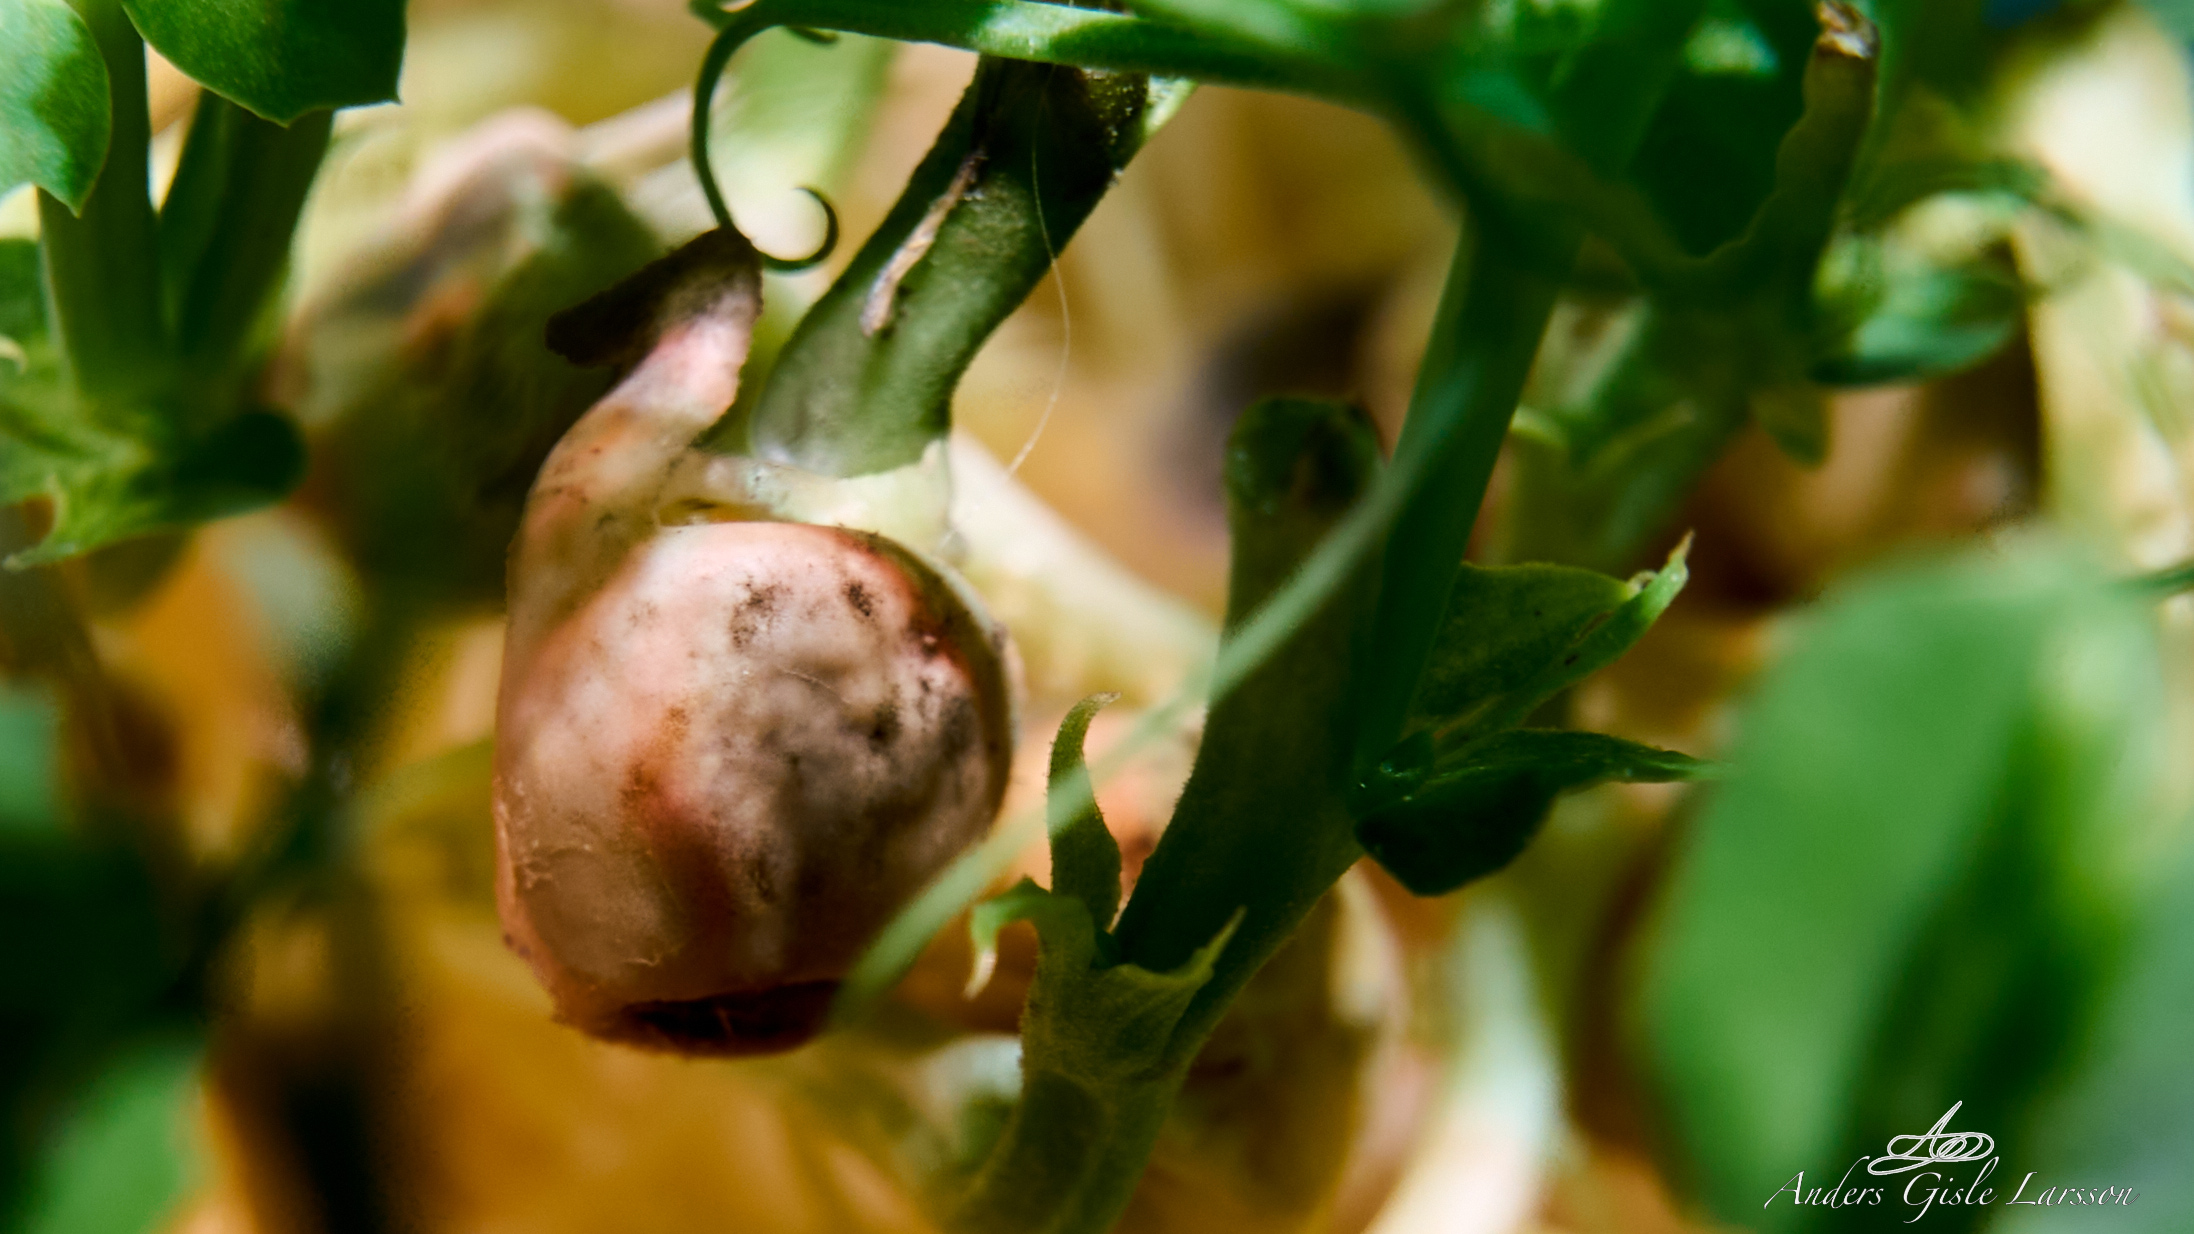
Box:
37;0;168;407
199;601;423;1234
0;506;155;851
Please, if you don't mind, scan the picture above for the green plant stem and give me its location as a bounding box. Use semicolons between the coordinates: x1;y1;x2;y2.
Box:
1351;224;1572;773
783;2;1711;1226
158;94;332;384
690;0;1359;103
736;57;1175;475
1350;0;1710;770
36;0;166;407
957;1072;1173;1234
951;400;1378;1234
952;7;1712;1223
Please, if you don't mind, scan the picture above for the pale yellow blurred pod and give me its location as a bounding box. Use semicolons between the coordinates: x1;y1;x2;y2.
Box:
2006;2;2194;568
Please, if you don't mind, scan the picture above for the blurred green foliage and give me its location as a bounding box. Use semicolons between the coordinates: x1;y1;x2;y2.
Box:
0;682;198;1233
1641;545;2183;1232
12;1034;204;1234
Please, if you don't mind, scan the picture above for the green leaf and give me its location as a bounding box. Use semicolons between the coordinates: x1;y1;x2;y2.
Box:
1359;729;1712;895
1;237;49;361
1749;382;1826;466
120;0;404;123
1505;303;1753;569
0;836;175;1031
0;838;185;1227
15;1034;204;1234
1;27;316;569
956;882;1241;1232
1411;537;1691;741
1408;560;1632;735
0;0;111;213
1047;694;1124;933
1638;546;2165;1229
1632;2;1804;256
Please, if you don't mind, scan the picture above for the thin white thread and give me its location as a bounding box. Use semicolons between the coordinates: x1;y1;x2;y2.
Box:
1005;80;1071;478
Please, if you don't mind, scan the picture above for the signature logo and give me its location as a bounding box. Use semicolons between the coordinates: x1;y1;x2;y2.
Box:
1765;1103;2139;1219
1867;1101;1996;1175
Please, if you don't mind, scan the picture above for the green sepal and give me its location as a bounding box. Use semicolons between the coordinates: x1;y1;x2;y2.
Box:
1358;729;1714;896
1047;694;1124;933
0;0;111;214
120;0;405;123
1409;536;1691;741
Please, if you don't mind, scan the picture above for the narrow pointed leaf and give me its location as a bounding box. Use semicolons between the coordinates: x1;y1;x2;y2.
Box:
1048;693;1124;931
1359;729;1713;895
1411;537;1691;743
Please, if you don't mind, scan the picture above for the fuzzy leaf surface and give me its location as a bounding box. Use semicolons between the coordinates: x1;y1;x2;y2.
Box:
974;881;1236;1083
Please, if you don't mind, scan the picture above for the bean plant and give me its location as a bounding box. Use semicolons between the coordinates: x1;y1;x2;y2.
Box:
6;0;2194;1232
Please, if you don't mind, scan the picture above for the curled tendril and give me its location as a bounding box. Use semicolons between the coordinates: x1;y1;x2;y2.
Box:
691;21;842;273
